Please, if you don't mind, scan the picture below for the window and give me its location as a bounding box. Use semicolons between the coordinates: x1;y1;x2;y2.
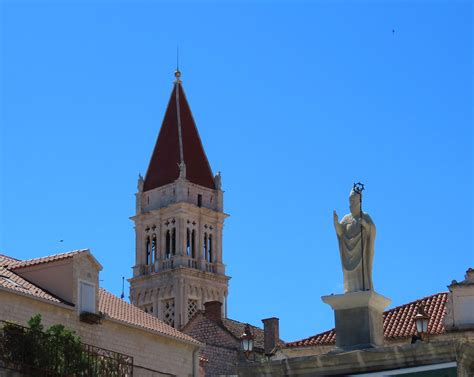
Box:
197;194;202;207
163;299;175;327
146;237;151;265
186;228;191;256
191;229;196;258
171;228;176;255
203;232;208;260
151;235;157;264
79;281;95;313
166;230;171;259
188;299;198;320
208;234;213;263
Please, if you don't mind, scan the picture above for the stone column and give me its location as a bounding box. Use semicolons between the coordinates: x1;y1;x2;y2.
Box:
178;217;186;256
216;223;223;263
133;222;144;276
160;223;166;268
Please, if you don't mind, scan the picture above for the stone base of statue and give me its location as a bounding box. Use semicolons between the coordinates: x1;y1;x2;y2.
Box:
322;291;391;351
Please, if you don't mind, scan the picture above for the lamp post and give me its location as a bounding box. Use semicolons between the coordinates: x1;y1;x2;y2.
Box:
414;304;430;341
240;324;254;360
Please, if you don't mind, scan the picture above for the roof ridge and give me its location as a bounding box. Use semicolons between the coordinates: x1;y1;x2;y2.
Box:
0;254;20;261
8;249;89;269
222;317;263;330
286;328;335;345
175;81;184;163
384;291;448;314
177;83;215;183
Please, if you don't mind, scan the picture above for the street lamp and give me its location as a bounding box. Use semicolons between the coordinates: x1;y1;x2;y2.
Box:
414;304;430;341
240;324;254;359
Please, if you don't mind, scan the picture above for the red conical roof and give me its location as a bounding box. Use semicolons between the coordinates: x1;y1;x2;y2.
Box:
143;75;216;191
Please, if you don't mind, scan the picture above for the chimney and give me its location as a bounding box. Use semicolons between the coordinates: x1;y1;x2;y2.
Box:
262;317;279;355
204;301;222;322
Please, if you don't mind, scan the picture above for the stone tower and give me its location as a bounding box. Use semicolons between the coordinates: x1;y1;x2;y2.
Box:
129;71;230;329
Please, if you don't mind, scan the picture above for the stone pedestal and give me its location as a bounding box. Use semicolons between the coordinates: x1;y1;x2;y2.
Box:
322;291;391;350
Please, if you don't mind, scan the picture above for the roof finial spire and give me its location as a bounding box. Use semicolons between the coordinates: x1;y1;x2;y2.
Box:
174;46;181;82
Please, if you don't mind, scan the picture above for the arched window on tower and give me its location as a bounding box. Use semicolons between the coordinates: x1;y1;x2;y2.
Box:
186;228;191;256
146;236;151;265
191;229;196;259
203;233;208;260
166;230;171;259
171;228;176;255
151;234;157;264
208;234;213;263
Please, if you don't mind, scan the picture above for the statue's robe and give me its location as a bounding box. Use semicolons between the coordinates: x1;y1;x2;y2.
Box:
337;212;376;293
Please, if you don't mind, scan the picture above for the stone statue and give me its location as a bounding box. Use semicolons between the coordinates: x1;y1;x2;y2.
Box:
214;171;222;190
333;189;376;293
137;174;144;192
178;161;186;179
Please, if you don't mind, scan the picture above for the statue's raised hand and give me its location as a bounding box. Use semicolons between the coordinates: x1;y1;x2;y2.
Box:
333;210;343;236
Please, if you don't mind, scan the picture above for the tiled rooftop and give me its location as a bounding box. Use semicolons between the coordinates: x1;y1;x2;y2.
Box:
1;251;200;345
7;249;88;270
221;318;266;350
286;292;448;348
0;254;20;267
98;289;200;345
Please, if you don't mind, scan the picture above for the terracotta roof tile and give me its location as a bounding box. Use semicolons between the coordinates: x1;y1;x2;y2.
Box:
286;292;448;348
384;292;448;339
8;249;88;270
1;251;198;346
98;289;200;345
0;254;20;267
221;318;266;350
0;267;62;303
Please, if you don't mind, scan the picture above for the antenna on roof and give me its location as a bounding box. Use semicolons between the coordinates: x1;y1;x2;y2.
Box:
175;47;181;81
121;276;125;299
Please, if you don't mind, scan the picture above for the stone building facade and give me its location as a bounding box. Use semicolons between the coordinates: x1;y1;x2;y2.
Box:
129;71;229;330
0;250;202;377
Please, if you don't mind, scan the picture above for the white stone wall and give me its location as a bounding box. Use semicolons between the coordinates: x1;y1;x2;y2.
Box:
139;179;222;214
130;269;229;329
445;268;474;331
131;174;229;330
0;290;199;377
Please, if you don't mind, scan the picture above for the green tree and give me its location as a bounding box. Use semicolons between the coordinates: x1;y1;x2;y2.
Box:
1;314;89;375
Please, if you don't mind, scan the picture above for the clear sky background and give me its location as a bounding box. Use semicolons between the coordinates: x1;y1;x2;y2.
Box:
1;1;472;342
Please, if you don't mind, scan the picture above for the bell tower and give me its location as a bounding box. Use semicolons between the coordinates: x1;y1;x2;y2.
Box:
129;70;230;329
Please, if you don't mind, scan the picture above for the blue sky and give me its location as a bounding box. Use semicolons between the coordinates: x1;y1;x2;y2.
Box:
1;1;472;341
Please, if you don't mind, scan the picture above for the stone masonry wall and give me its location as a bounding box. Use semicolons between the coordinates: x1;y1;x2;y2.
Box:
0;290;197;377
183;314;238;376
